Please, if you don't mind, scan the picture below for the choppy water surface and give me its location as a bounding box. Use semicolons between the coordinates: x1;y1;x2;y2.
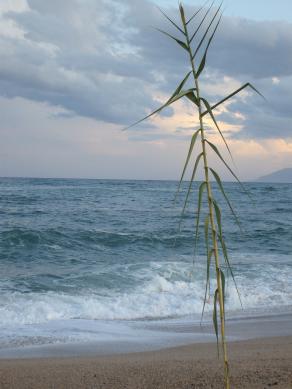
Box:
0;178;291;349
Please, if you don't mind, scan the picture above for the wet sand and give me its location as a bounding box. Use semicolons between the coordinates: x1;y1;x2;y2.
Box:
0;335;291;388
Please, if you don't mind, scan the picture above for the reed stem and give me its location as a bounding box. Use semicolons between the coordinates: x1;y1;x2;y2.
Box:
182;13;230;389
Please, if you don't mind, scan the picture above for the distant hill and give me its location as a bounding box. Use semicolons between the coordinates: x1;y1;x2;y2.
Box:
257;168;292;183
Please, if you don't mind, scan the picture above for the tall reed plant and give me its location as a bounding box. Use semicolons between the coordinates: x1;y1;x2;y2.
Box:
126;2;261;387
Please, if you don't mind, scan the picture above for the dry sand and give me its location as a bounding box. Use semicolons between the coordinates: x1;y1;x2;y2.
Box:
0;336;291;389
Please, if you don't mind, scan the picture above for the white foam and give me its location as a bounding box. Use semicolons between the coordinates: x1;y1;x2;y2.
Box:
0;263;291;327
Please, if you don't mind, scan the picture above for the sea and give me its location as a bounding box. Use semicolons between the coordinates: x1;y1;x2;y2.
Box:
0;177;291;357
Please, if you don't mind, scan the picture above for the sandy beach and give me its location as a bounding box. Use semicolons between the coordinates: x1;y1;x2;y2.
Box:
0;335;291;389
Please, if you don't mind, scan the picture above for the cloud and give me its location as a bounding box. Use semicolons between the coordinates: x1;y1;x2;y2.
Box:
0;0;291;142
208;17;292;79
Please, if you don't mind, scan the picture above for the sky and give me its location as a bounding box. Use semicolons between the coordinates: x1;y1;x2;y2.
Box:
0;0;291;181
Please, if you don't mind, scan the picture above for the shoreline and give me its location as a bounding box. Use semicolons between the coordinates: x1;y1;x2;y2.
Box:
0;335;291;388
0;312;291;359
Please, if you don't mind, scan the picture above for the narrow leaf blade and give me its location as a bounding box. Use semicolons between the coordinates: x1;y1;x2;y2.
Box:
212;198;222;237
175;129;201;201
171;71;192;100
178;152;204;231
196;15;221;78
194;181;207;252
192;2;222;59
186;91;199;106
220;268;226;309
209;167;242;231
201;245;214;323
156;28;189;51
189;0;215;44
201;97;233;161
123;86;195;131
213;289;219;356
206;140;248;196
157;6;185;35
179;3;186;27
201;83;265;117
187;0;210;25
204;214;210;257
218;234;243;307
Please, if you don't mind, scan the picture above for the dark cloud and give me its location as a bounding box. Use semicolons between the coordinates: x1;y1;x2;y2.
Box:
0;0;291;139
208;18;292;79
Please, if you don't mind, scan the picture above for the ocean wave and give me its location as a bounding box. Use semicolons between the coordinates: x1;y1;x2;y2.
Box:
0;265;291;326
0;227;194;249
0;228;67;248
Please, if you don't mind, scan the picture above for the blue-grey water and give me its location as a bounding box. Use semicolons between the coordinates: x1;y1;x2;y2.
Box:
0;177;291;352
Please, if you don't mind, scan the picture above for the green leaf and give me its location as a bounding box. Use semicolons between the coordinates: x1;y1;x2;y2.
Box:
218;234;243;307
209;167;242;231
170;71;192;100
175;129;201;201
178;152;204;232
187;0;210;25
205;140;248;196
200;97;233;161
186;91;199;106
192;3;222;60
213;288;219;355
201;83;265;117
204;214;210;257
123;79;194;131
181;152;204;211
179;3;186;27
205;140;236;181
196;14;222;78
220;268;226;309
212;198;222;237
172;89;198;103
194;181;207;252
189;1;215;43
157;6;185;35
201;246;214;323
156;28;189;51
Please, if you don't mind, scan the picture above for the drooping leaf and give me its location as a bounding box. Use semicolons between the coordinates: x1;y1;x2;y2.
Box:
156;28;189;51
201;83;265;117
192;2;222;60
157;6;185;35
204;219;212;308
194;181;207;251
213;288;219;355
205;140;238;181
175;129;201;200
218;234;243;307
212;198;222;237
178;152;204;232
220;268;226;310
205;140;247;195
196;14;222;78
204;214;210;257
201;245;214;323
209;167;242;231
189;0;215;44
200;97;233;161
